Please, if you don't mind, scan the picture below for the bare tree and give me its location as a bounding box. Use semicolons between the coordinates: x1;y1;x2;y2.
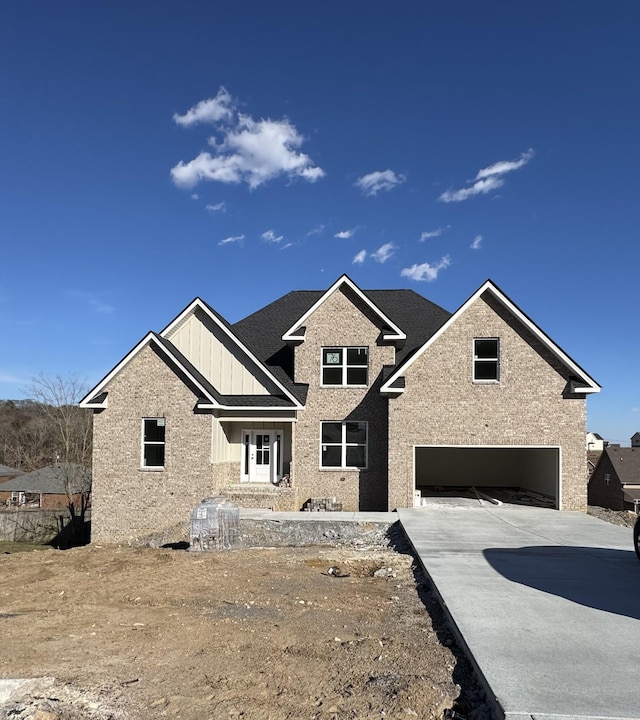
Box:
27;373;93;532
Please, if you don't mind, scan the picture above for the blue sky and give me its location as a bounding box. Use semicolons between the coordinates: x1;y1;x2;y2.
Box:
1;1;639;444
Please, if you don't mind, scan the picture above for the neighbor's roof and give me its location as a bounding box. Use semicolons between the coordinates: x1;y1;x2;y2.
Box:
0;464;90;494
604;447;640;486
0;464;23;479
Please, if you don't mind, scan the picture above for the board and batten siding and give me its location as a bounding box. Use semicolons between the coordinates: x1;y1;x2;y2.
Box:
167;311;270;395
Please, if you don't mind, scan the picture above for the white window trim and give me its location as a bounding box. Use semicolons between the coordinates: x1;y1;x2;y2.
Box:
320;346;369;387
473;338;500;383
319;421;368;470
141;417;166;470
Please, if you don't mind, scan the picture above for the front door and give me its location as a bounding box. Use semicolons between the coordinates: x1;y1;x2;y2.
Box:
242;430;282;483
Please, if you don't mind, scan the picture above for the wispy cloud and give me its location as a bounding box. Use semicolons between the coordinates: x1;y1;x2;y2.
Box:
261;229;283;243
206;202;226;213
280;243;293;251
400;255;451;282
372;242;397;263
439;149;534;203
334;228;356;239
306;224;325;237
219;234;244;246
191;193;200;200
353;250;367;264
173;87;234;127
171;87;325;190
0;371;28;386
470;234;483;250
68;291;114;316
420;226;449;242
356;170;405;197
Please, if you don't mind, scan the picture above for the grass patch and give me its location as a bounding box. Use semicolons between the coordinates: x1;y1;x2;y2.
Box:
0;541;52;554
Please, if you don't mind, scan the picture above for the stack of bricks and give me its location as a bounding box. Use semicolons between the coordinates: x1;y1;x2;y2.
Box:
303;497;343;512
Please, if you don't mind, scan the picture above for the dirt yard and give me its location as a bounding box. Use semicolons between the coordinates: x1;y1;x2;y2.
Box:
0;539;490;720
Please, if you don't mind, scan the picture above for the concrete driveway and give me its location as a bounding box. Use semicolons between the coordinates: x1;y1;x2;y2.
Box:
398;500;640;720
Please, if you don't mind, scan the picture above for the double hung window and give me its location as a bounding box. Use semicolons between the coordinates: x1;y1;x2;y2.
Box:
473;339;499;382
142;418;166;468
322;347;368;386
320;421;368;469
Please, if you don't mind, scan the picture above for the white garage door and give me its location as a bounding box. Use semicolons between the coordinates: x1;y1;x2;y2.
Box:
414;446;560;508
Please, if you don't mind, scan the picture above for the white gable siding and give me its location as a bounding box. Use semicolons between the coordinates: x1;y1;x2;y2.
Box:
168;312;270;395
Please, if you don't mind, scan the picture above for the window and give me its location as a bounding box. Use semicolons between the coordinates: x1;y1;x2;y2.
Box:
473;338;499;381
320;421;368;469
322;347;368;386
604;473;611;486
142;418;166;468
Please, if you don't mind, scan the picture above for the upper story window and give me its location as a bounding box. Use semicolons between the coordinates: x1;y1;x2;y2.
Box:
473;338;499;382
322;347;368;386
142;417;165;468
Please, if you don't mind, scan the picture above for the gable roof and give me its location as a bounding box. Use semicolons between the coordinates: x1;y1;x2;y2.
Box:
281;275;407;344
601;447;640;486
381;279;601;395
80;298;305;410
0;464;23;479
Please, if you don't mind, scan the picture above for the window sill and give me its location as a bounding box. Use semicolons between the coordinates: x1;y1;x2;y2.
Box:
140;466;165;472
472;380;500;384
319;467;367;472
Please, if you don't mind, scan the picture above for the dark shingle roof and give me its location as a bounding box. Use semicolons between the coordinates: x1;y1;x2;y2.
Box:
232;287;451;391
606;447;640;485
0;465;23;479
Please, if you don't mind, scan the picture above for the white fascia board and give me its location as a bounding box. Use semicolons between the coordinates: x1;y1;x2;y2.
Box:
163;298;304;409
78;333;221;409
282;274;406;343
381;280;601;394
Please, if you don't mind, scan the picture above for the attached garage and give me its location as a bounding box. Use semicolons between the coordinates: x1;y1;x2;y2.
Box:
414;446;560;509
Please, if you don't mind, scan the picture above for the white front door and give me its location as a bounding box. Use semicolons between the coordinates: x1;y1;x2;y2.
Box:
242;430;282;483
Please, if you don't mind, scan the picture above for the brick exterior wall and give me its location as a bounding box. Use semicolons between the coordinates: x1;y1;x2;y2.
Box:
388;294;587;511
291;288;394;511
92;344;219;543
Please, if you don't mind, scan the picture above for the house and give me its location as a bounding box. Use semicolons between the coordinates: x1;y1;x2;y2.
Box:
0;463;91;511
80;275;600;543
0;464;23;484
632;432;640;449
588;444;640;512
586;432;606;452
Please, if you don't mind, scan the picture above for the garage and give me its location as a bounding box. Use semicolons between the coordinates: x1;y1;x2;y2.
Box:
414;445;560;509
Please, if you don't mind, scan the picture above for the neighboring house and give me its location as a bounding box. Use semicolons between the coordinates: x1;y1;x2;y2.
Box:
0;463;91;511
0;464;23;485
588;445;640;512
632;432;640;448
586;432;605;452
81;275;600;543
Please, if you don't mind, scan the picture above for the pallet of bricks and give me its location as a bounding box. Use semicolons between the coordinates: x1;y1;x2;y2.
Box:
303;497;343;512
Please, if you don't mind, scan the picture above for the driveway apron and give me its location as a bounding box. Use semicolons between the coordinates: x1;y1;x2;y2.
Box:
398;501;640;720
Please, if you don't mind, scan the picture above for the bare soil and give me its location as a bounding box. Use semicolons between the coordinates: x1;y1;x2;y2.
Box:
0;542;489;720
587;506;637;528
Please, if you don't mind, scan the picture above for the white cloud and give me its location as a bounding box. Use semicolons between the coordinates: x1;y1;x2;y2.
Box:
439;149;534;203
335;228;356;239
353;250;367;264
191;193;200;200
356;170;405;197
219;234;244;246
261;229;283;243
400;255;451;282
470;234;483;250
307;224;325;237
68;290;114;315
280;242;293;251
205;202;226;213
0;371;25;385
171;92;325;190
420;226;449;242
173;87;234;127
372;242;397;264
